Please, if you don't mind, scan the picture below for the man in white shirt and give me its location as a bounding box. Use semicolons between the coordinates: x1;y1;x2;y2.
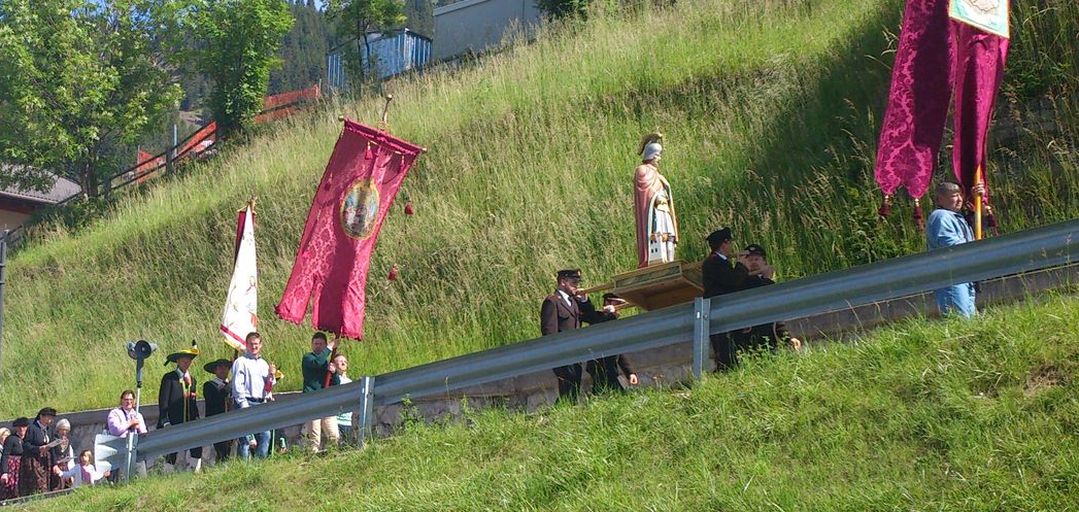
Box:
231;332;277;459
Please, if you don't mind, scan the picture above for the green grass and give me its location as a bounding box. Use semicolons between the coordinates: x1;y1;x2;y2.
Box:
2;0;1077;416
12;293;1079;511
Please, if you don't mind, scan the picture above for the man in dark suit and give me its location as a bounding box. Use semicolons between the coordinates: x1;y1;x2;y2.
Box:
158;342;202;472
728;244;802;358
540;269;614;403
701;227;753;371
585;293;639;394
202;358;234;463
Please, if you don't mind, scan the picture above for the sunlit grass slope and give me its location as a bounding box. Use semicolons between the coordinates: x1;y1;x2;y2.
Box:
2;0;1076;415
14;294;1079;511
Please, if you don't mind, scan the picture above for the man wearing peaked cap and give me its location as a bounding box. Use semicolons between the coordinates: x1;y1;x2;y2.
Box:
701;227;755;371
540;269;615;403
729;243;802;361
158;342;202;473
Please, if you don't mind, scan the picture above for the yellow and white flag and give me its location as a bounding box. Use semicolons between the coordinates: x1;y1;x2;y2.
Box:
220;205;258;350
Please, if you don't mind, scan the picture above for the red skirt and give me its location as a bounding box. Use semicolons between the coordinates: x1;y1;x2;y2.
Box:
0;457;20;500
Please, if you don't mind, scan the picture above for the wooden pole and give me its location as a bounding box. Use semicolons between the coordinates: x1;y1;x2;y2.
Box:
974;165;984;240
0;230;7;378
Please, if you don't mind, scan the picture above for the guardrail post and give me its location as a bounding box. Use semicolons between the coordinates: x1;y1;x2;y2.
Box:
692;297;711;379
357;376;375;447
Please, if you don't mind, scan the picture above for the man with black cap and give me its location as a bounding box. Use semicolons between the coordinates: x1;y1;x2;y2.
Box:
540;269;616;403
19;407;56;496
729;244;802;357
202;358;234;463
701;227;755;370
585;293;639;394
158;342;202;473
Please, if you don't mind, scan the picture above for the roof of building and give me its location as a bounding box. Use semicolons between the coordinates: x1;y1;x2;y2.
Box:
0;165;81;205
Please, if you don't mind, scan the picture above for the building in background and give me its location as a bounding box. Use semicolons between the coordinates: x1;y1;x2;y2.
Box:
432;0;541;61
327;29;433;88
0;167;81;231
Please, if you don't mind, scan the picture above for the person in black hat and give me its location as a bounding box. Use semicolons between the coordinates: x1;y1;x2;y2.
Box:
584;293;639;394
202;358;234;463
1;417;29;500
540;269;616;403
701;227;756;371
728;244;802;361
158;342;202;473
19;408;56;496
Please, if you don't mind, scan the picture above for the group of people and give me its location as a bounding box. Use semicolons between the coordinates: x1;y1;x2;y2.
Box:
0;329;362;500
538;135;807;402
148;329;359;472
539;228;803;402
1;408;108;500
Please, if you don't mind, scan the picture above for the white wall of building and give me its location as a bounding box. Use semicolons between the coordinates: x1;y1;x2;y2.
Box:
433;0;542;61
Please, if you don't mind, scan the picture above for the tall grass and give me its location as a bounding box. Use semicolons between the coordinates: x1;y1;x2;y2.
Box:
1;0;1076;415
12;294;1079;510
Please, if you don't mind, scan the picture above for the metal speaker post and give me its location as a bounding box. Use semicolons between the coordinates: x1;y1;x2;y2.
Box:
124;340;156;481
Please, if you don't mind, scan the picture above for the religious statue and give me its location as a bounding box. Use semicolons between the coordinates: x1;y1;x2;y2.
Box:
633;133;679;268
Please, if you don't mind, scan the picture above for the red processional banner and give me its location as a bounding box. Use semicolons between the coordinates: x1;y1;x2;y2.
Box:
275;119;424;339
874;0;1008;217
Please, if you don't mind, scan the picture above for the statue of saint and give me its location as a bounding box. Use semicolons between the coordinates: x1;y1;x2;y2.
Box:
634;133;679;268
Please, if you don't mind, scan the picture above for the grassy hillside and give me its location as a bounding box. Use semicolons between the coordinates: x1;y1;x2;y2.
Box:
13;293;1079;511
2;0;1077;416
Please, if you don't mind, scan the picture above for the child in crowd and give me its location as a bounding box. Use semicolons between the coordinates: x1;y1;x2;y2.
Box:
56;450;109;488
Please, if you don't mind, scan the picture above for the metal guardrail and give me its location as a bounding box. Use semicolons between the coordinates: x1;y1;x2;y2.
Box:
131;219;1077;466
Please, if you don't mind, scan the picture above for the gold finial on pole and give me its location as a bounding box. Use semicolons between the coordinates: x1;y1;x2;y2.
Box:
378;94;394;132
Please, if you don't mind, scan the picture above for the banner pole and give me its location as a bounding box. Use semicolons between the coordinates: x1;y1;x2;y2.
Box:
0;230;7;379
974;165;984;240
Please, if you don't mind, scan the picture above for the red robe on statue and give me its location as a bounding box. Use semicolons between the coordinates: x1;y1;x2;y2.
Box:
634;163;678;268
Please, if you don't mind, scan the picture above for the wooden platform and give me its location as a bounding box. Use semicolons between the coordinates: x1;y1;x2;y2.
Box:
610;260;704;311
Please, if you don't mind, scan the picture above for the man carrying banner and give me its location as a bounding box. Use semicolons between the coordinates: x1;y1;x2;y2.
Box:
927;182;981;318
158;342;202;473
301;332;340;452
232;332;276;459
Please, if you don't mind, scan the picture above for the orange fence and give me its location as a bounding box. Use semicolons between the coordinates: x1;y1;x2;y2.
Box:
127;84;321;185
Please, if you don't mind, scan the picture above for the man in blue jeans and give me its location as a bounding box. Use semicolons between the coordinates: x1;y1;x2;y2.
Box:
231;332;277;459
926;182;980;318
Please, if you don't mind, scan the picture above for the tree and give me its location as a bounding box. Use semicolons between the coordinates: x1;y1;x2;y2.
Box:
326;0;405;88
269;1;333;94
0;0;183;197
536;0;621;20
186;0;293;138
536;0;590;19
